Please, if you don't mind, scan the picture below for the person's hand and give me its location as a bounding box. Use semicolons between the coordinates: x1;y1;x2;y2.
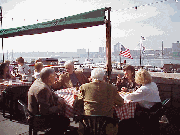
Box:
57;97;65;109
121;87;128;92
116;74;122;86
88;77;92;82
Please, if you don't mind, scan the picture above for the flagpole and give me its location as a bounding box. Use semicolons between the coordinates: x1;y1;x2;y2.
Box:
139;36;144;67
0;6;4;62
140;45;141;67
119;55;121;69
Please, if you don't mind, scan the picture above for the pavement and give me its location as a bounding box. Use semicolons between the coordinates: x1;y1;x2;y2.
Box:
0;100;180;135
0;111;29;135
0;109;177;135
0;108;78;135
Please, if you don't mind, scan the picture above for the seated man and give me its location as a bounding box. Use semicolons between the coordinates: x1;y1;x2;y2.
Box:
16;57;31;76
74;68;124;135
52;60;89;90
28;67;70;134
33;62;44;79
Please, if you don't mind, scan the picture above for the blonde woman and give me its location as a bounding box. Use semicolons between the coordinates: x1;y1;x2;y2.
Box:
34;62;44;79
124;69;161;109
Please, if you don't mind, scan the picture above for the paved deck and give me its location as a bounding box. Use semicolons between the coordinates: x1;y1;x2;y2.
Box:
0;104;180;135
0;109;78;135
0;111;29;135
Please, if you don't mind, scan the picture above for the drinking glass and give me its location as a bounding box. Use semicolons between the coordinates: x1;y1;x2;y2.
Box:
73;90;79;99
16;77;20;82
8;79;12;85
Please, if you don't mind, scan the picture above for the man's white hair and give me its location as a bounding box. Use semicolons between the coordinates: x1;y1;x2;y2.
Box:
64;60;74;67
91;68;105;81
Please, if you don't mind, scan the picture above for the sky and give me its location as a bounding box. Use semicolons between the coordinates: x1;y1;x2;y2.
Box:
0;0;180;52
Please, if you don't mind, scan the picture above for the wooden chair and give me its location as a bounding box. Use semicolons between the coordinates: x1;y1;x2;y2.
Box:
18;100;51;135
145;98;171;123
2;85;30;120
135;98;171;135
74;115;119;135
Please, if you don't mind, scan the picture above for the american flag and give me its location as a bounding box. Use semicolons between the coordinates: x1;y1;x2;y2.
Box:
119;45;133;59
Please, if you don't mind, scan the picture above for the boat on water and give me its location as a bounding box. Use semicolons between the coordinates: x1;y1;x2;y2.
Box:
94;62;106;68
143;64;162;72
59;59;66;68
82;58;95;69
36;57;59;66
73;59;81;70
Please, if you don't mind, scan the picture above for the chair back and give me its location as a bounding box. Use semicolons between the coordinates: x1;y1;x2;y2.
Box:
162;98;170;106
150;98;171;119
74;115;118;135
4;86;30;103
2;86;30;120
18;100;33;123
135;98;171;120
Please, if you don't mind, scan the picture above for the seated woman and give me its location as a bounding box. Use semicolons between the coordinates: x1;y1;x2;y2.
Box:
5;60;14;75
0;62;14;81
34;62;44;79
124;69;161;109
116;65;138;92
124;69;161;135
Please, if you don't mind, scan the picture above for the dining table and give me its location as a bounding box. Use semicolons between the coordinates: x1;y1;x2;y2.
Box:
0;80;33;95
55;88;137;121
114;91;137;120
1;80;33;120
55;87;82;118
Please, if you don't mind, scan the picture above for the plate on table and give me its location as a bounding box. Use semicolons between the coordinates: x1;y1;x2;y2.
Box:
55;90;73;95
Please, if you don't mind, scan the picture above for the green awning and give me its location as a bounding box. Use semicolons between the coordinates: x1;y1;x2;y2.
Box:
0;8;106;38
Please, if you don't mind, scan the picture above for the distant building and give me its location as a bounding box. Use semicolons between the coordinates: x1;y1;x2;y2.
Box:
172;41;180;52
77;48;86;57
130;50;140;58
154;50;161;57
164;47;172;56
77;48;86;54
114;42;121;55
172;41;180;58
144;49;154;54
99;47;105;53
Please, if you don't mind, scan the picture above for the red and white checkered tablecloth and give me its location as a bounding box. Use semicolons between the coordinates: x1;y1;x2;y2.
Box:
0;81;32;95
55;89;137;121
55;87;81;118
114;91;137;120
114;102;137;120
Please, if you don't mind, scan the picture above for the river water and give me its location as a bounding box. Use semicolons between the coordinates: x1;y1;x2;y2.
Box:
16;56;179;68
116;58;179;68
60;57;179;68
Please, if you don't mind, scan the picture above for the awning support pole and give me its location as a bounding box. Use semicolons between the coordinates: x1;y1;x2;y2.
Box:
106;7;111;83
0;7;4;62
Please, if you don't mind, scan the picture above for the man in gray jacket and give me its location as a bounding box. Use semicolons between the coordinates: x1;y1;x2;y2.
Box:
28;67;69;134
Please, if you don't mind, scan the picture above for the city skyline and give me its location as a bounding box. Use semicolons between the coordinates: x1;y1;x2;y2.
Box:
0;0;180;53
